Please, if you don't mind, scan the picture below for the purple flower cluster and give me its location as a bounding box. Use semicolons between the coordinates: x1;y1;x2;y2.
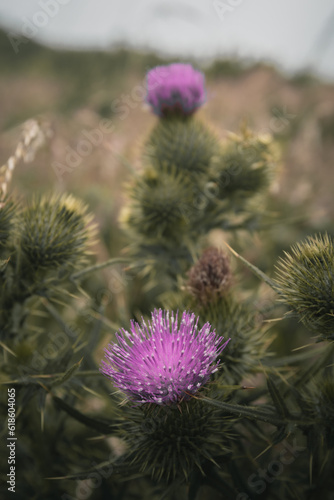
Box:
100;309;229;405
146;63;206;117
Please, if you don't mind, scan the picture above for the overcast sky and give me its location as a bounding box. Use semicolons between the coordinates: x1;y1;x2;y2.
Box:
0;0;334;79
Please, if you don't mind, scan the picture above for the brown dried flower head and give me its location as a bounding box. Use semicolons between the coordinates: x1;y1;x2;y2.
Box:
187;247;232;304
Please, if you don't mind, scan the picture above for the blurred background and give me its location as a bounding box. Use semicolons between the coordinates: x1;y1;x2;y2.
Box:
0;0;334;273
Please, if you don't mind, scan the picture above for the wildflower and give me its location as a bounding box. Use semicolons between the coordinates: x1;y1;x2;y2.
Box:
100;309;229;404
146;63;206;117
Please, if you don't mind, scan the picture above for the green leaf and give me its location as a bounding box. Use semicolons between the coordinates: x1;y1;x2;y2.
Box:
202;396;286;426
51;357;83;387
266;374;290;418
47;461;135;480
224;242;278;291
52;395;114;434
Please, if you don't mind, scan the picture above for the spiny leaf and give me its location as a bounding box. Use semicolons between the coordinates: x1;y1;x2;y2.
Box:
51;357;83;387
52;395;115;434
224;242;278;291
266;374;290;418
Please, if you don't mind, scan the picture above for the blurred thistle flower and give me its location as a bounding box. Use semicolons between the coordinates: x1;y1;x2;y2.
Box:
21;193;95;270
187;247;232;304
275;233;334;340
146;63;206;117
100;309;229;405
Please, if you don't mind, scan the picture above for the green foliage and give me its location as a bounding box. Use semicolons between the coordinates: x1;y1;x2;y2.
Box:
0;198;17;248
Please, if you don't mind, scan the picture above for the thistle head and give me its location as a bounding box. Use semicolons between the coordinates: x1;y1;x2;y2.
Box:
21;193;95;270
146;63;206;117
100;309;230;405
215;128;277;200
275;233;334;340
187;247;232;304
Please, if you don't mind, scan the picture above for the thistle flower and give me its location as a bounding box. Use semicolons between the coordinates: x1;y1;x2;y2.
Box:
100;309;229;405
275;233;334;340
146;63;206;117
187;247;233;304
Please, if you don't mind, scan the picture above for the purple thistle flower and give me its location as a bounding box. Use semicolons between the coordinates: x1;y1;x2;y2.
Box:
100;309;229;405
146;63;206;117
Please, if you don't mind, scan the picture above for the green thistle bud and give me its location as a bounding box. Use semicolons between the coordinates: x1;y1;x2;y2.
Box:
187;247;232;304
121;172;194;240
197;297;272;384
163;291;272;384
143;118;219;178
275;234;334;340
121;399;234;483
21;193;95;270
215;128;277;200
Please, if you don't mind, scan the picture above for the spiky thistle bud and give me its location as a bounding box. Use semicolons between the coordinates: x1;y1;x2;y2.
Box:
146;63;206;117
275;234;334;340
21;193;95;270
215;128;277;200
187;247;232;304
120;399;234;483
196;297;272;384
121;172;194;239
100;309;230;405
143;118;219;178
